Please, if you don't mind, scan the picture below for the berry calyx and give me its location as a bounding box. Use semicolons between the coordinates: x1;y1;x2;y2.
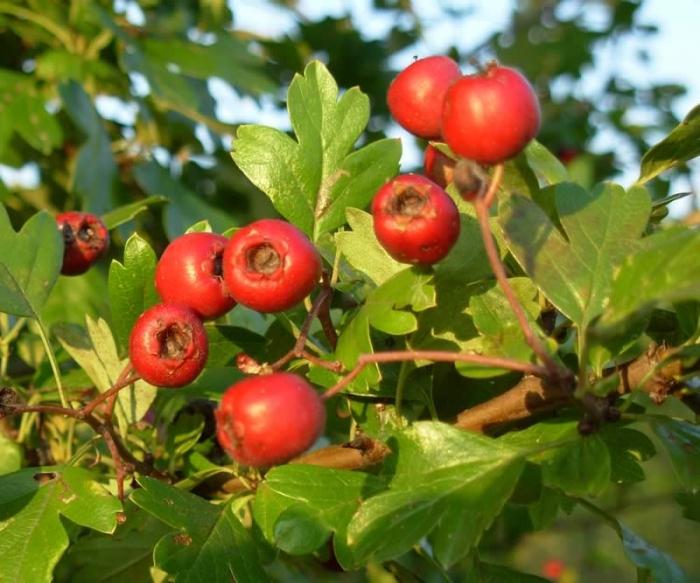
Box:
222;219;322;313
372;174;460;265
453;158;485;201
387;56;461;139
155;232;236;320
129;303;208;388
215;372;325;467
56;211;110;276
442;64;541;164
423;144;456;189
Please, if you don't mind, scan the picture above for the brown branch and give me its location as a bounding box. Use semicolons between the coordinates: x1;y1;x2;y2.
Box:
473;194;567;381
270;286;334;371
205;435;391;496
78;364;139;418
455;344;680;433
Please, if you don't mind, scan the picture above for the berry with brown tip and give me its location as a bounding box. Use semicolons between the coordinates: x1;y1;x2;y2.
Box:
222;219;322;313
215;372;325;467
56;211;110;275
372;174;460;265
129;303;208;388
155;232;235;320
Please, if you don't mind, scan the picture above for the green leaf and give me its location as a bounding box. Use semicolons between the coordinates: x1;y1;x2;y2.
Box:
131;477;270;583
503;420;610;497
54;317;156;430
101;196;168;230
600;426;656;484
346;422;524;567
205;324;266;367
0;466;121;583
335;268;435;394
465;559;550;583
676;492;700;522
456;278;541;377
335;208;404;286
0;206;63;318
650;417;700;490
638;104;700;184
619;523;689;583
597;227;700;332
0;72;62;155
582;500;689;583
133;161;234;239
524;140;568;186
252;465;384;561
59;81;117;215
500;182;651;332
142;35;275;96
108;234;160;353
59;508;171;583
232;60;400;240
0;433;22;475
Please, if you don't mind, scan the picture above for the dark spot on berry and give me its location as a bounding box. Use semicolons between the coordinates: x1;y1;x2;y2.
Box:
157;323;193;360
389;186;427;217
247;243;281;275
213;250;224;278
77;221;96;243
61;223;75;246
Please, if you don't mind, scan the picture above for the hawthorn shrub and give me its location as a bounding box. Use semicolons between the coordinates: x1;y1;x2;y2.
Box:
0;55;699;583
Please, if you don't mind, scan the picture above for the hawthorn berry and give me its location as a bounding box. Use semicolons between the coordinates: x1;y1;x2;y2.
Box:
387;56;461;140
215;372;325;467
129;303;208;388
56;211;110;276
372;174;460;265
222;219;322;313
155;232;235;320
423;144;456;189
442;64;540;164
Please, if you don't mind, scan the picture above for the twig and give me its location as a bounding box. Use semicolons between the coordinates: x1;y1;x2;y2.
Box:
318;271;338;349
321;350;547;401
78;364;139;418
271;286;334;371
473;182;567;382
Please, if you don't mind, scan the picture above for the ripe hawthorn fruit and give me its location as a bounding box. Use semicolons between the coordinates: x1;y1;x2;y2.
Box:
215;372;325;467
129;303;208;387
155;232;235;320
423;144;456;189
442;64;540;164
372;173;460;265
387;55;461;139
222;219;322;313
56;211;110;276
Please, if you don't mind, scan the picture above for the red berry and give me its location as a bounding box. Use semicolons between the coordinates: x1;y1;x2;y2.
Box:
215;372;325;467
557;147;579;165
129;303;208;388
155;232;235;320
387;56;461;139
423;144;456;189
442;65;540;164
372;174;460;265
56;211;110;275
222;219;321;313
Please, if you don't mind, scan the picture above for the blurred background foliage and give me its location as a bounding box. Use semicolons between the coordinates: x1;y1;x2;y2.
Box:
0;1;698;580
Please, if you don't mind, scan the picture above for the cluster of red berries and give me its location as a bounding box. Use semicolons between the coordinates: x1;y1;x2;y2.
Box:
56;214;326;468
54;55;540;470
372;56;540;266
